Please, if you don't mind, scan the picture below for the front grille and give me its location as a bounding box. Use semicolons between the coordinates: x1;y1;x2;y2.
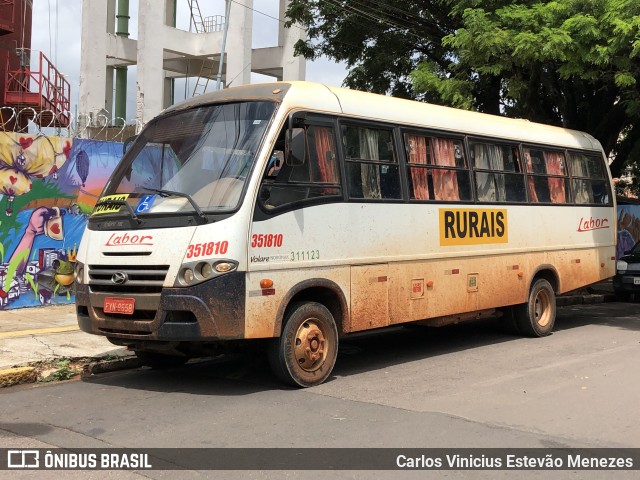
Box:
89;264;169;294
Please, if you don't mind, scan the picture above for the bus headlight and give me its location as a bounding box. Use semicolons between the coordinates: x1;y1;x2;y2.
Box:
617;260;628;273
214;261;236;273
175;260;238;287
182;268;195;285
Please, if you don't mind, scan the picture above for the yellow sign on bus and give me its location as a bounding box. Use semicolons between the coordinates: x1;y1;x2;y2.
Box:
439;208;508;246
92;194;130;216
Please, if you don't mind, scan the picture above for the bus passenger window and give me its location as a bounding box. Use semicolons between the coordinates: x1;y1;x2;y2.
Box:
344;125;401;200
405;134;470;202
568;152;610;205
469;141;525;203
524;148;569;204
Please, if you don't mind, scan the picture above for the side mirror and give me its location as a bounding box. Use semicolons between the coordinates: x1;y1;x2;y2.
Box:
285;128;307;166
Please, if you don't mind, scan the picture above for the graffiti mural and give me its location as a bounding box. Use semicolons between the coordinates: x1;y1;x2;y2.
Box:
617;204;640;259
0;133;122;309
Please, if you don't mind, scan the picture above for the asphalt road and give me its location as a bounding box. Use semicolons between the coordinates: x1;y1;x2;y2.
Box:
1;301;639;479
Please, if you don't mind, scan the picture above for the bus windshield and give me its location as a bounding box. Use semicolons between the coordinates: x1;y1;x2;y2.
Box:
103;101;276;215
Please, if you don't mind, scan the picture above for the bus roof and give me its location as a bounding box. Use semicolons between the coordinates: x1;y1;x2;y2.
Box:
163;81;602;152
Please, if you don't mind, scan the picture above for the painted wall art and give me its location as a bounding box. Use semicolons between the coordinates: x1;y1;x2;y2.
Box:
0;132;122;309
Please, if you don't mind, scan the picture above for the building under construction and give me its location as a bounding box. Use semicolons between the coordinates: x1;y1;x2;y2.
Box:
79;0;306;133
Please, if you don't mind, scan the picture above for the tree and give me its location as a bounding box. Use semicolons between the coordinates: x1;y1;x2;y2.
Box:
286;0;640;177
285;0;460;99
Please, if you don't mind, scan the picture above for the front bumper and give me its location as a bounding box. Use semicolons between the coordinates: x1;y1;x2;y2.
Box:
76;272;245;341
612;273;640;294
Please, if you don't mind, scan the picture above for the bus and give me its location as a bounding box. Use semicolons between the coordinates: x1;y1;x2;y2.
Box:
75;81;616;387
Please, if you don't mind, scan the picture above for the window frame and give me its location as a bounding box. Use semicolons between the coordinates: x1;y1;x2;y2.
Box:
256;114;344;215
467;137;527;204
340;119;405;202
521;145;571;205
402;128;472;203
566;150;612;206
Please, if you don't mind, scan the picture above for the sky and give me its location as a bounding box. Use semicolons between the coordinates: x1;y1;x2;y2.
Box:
30;0;348;123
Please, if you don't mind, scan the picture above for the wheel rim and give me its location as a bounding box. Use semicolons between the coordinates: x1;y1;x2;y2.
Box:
533;288;552;327
293;319;328;372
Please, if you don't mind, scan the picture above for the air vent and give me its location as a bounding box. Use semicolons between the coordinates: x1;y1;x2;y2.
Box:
89;264;169;294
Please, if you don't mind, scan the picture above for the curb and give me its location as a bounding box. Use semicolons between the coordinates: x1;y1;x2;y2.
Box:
557;293;616;307
0;354;140;388
0;366;38;388
82;356;141;377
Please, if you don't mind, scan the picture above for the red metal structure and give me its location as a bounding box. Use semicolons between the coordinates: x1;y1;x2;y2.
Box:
0;0;16;36
4;50;71;127
1;0;70;129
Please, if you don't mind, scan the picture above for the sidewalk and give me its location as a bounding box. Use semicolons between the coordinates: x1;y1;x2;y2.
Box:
0;304;133;386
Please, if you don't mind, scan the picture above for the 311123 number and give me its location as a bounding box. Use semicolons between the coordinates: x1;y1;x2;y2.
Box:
290;250;320;261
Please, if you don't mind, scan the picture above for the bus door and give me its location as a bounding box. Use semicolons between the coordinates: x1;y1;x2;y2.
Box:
349;264;389;331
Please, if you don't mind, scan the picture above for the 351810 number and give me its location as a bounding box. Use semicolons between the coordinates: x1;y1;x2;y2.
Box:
186;241;229;259
251;233;284;248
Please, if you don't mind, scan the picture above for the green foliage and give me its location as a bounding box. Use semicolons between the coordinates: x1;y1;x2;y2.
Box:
40;359;76;382
24;272;38;297
287;0;640;177
4;248;28;291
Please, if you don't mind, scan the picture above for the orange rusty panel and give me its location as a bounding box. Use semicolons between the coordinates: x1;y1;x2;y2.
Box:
388;264;428;324
349;264;389;332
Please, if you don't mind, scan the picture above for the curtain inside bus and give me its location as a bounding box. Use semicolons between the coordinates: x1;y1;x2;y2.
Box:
568;153;594;203
545;151;567;203
432;138;460;201
312;126;339;183
359;129;382;198
407;135;429;200
473;143;506;201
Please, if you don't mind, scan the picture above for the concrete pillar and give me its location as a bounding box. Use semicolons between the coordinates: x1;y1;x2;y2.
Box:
135;0;166;128
105;66;114;119
79;0;110;133
225;0;252;88
278;0;305;81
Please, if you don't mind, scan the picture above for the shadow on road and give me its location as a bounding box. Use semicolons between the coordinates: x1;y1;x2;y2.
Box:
82;302;640;395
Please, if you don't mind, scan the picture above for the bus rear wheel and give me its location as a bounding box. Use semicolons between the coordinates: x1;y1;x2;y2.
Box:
515;278;556;337
268;301;338;388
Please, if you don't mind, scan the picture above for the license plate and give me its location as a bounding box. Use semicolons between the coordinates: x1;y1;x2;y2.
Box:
104;297;135;315
634;278;640;285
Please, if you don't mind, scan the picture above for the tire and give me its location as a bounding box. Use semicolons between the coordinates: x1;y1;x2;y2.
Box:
135;351;189;369
514;278;556;337
268;301;338;387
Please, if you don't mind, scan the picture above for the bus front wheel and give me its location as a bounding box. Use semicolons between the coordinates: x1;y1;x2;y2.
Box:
515;278;556;337
268;301;338;388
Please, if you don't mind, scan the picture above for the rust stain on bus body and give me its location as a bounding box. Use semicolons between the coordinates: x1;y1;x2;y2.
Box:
242;246;615;338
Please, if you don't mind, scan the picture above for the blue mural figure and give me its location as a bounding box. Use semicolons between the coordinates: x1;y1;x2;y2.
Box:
75;150;89;187
617;209;637;259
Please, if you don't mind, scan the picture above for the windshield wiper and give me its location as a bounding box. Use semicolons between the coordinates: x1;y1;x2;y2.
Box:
142;187;208;224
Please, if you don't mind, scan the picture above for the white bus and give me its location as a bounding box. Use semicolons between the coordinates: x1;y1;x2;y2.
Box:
75;81;616;387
